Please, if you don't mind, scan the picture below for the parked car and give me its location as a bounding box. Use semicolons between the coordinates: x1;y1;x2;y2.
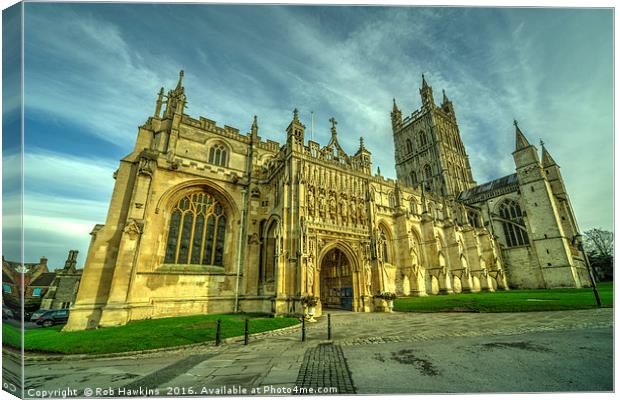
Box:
2;305;14;320
35;309;70;327
30;309;50;322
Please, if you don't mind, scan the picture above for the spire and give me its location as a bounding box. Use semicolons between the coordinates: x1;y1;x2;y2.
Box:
293;108;299;122
175;70;184;91
377;166;381;176
251;115;258;138
442;89;449;104
359;137;367;152
329;117;338;137
154;87;164;117
540;140;558;167
391;97;403;130
419;74;435;109
514;120;531;150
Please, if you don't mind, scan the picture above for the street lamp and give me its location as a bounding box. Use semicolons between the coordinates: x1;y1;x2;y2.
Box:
573;233;602;307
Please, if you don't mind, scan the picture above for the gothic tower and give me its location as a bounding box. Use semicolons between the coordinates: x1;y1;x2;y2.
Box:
512;122;582;288
393;75;476;197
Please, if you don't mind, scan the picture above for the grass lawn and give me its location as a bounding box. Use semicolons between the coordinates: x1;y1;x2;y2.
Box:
2;313;299;355
394;282;613;313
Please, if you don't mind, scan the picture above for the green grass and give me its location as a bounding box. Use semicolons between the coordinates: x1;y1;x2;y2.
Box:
2;313;299;355
394;282;613;313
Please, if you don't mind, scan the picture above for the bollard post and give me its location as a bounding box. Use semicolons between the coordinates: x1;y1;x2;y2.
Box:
244;318;249;345
301;317;306;342
215;319;222;346
327;313;332;340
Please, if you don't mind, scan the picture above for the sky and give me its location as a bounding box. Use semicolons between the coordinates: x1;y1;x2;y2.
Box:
2;3;614;269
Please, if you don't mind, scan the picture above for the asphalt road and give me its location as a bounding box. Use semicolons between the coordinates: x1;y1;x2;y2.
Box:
4;308;613;397
346;327;613;393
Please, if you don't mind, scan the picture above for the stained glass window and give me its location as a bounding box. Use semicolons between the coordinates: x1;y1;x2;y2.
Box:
164;191;227;266
499;200;529;247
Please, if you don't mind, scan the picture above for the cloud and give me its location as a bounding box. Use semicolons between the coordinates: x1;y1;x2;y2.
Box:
19;2;614;259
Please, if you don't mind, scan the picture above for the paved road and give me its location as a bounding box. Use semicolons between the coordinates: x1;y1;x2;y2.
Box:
7;308;613;397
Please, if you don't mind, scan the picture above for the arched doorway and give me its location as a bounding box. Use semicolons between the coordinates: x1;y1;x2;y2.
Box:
320;247;354;310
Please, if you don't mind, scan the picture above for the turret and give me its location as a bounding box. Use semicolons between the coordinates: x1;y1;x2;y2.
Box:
352;137;372;175
419;74;435;110
286;108;305;150
441;89;454;116
391;98;402;131
512;120;540;176
163;70;186;118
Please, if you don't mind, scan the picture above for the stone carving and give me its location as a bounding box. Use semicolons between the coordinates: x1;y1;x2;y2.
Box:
123;219;144;240
307;189;315;217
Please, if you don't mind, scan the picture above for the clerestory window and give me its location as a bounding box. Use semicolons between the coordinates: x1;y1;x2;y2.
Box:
208;144;228;167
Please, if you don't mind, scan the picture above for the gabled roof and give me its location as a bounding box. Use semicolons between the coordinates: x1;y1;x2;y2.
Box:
458;173;519;204
29;272;56;287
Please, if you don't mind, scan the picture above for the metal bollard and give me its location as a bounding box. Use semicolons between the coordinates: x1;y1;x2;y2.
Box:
301;317;306;342
327;313;332;340
244;318;249;345
215;319;222;346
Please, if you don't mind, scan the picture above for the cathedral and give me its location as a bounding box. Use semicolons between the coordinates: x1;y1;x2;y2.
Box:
64;72;590;331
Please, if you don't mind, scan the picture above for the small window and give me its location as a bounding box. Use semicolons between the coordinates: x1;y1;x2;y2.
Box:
33;288;42;297
3;283;12;293
406;139;413;154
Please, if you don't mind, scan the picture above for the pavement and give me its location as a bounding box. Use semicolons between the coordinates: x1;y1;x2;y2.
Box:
3;308;613;397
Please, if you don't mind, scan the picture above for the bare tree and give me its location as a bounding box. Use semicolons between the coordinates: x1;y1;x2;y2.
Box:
583;228;613;258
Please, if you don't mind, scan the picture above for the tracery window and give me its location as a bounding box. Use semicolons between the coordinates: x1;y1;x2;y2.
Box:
424;164;432;181
208;144;228;167
409;199;418;215
388;193;396;208
164;191;227;265
499;200;529;247
419;131;428;147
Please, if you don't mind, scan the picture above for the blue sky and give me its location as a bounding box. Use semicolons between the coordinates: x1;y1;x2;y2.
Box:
3;3;614;269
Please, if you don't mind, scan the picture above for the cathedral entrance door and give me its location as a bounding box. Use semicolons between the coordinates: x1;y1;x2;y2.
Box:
319;247;354;311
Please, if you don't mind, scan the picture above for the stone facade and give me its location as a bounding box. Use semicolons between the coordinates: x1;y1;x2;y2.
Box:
41;250;83;310
63;72;588;331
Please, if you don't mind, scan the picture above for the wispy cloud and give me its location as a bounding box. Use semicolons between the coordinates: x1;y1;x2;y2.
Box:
18;5;613;267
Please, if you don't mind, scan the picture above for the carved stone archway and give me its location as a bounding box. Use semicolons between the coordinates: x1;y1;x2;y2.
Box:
316;241;361;313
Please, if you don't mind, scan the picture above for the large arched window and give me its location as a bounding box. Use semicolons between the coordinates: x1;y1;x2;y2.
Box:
164;191;227;265
208;144;228;167
499;200;529;247
406;139;413;154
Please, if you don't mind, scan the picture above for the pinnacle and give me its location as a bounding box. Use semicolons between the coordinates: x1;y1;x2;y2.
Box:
514;120;531;150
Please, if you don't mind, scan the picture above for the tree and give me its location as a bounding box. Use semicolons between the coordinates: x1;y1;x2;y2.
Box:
583;228;614;281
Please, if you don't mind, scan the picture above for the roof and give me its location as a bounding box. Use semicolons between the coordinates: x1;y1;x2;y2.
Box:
29;272;56;287
458;173;519;204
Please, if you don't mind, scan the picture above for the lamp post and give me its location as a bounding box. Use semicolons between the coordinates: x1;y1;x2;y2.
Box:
573;233;601;307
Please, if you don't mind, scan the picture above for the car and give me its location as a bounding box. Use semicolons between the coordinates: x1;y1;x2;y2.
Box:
2;306;14;320
30;309;50;322
36;309;70;327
